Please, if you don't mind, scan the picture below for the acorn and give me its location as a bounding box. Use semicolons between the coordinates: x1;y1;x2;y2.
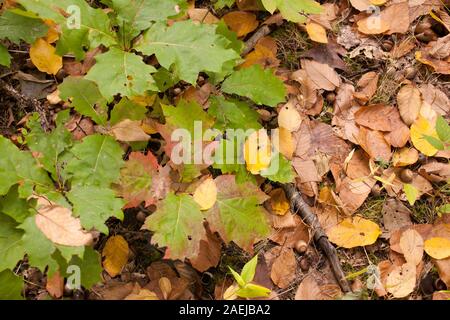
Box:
136;211;147;223
371;184;381;197
294;240;308;254
434;279;447;291
404;66;418;80
381;39;394;52
325;91;336;104
173;87;182;95
399;168;413;183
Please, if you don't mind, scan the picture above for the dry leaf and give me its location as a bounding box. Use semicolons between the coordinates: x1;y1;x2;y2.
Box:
358;127;392;162
382;198;412;239
278;100;302;132
223;11;258;37
392;148;419;167
353;72;379;103
270;248;297;289
30;38;62;75
386;262;416;298
305;22;328;43
327;217;381;248
35;198;93;246
244;129;272;174
301;59;341;91
193;177;217;210
110;119;150;142
102;235;129;277
268;188;290;216
410;116;439;157
188;8;219;24
397;85;422;126
275;127;295;160
424;238;450;260
399;229;424;266
46;271;64;299
241;36;279;69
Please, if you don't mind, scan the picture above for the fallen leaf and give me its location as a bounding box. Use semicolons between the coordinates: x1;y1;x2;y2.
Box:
35;199;93;247
353;72;379;104
410;116;439;156
110;119;150;142
424;238;450;260
270;248;297;289
397;84;422;126
193;177;217;210
278;100;302;132
241;36;280;69
354;104;402;132
268;188;290;216
382;198;412;239
295;274;323;300
392;148;419;167
46;271;64;299
189;225;222;272
305;22;328;43
244;129;272;174
301;40;347;71
386;262;416;298
187;8;219;24
399;229;424;266
358;127;392;162
102;235;129;277
30;38;62;75
301;59;341;91
223;11;258;37
327;217;381;248
275;127;295;160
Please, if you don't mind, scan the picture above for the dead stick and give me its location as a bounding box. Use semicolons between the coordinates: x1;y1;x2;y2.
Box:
282;183;352;293
0;78;49;131
242;25;271;56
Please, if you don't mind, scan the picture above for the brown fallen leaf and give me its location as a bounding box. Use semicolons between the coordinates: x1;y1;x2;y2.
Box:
397;84;422;126
357;127;392;162
46;271;64;299
270;247;297;289
353;72;379;104
187;8;219;24
382;198;412;239
386;262;417;298
399;229;424;266
189;224;222;272
301;40;348;71
354;104;404;132
110;119;150;142
295;274;323;300
241;36;280;69
301;59;341;91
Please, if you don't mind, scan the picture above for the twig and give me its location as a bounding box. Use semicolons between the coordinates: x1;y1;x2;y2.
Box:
281;183;352;293
242;25;271;56
0;78;50;130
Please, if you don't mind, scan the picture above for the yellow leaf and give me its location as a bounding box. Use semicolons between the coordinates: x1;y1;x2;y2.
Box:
43;19;59;44
410;116;438;156
269;188;290;216
392;148;419;167
305;22;328;43
223;11;258;37
30;38;62;75
244;129;272;174
357;16;390;34
424;237;450;260
102;235;129;277
327;217;381;248
193;177;217;210
370;0;387;5
275;127;295;160
386;262;416;298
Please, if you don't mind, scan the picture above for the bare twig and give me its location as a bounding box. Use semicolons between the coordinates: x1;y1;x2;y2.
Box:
281;183;352;293
242;25;271;56
0;78;50;130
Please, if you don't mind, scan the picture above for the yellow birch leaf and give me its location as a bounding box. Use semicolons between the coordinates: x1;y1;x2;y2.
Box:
102;235;129;277
327;217;381;248
410;116;438;156
269;188;290;215
30;38;62;75
193;177;217;210
305;22;328;43
424;237;450;260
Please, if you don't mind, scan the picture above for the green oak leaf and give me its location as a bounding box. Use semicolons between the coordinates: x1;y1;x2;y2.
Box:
143;192;205;260
0;135;55;198
0;43;11;67
59;77;108;124
135;20;240;84
25;111;73;178
0;9;48;44
208;96;261;131
18;0;117;59
85;48;157;100
222;65;286;107
261;0;322;23
162;99;215;136
65;134;125;187
68;246;103;289
68;186;124;234
110;97;148;125
107;0;187;44
206;175;270;251
0;213;26;271
0;270;23;300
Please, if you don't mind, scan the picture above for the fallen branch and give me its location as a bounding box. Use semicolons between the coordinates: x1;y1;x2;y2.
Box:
242;25;271;57
281;183;352;293
0;78;49;130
